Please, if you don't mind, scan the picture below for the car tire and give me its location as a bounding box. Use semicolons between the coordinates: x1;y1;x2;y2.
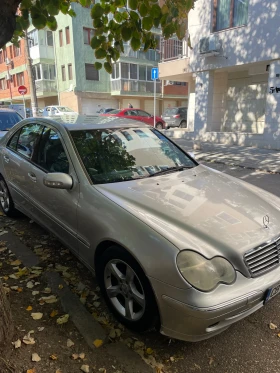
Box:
96;245;159;332
0;176;20;218
179;120;187;128
155;122;163;130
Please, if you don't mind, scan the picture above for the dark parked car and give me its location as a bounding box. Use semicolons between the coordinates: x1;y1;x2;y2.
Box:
0;109;23;137
162;107;188;129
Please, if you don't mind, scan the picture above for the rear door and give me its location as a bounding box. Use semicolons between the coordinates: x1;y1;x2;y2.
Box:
136;110;153;125
123;110;139;121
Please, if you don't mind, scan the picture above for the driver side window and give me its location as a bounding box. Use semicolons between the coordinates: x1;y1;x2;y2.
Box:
35;126;69;174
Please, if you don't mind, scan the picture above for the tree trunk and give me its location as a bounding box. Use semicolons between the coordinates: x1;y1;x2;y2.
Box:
0;0;21;49
0;281;13;348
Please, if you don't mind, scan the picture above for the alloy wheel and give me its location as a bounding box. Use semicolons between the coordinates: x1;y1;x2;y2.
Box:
104;259;146;321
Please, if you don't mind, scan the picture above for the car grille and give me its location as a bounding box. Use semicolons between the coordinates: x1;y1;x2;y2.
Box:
244;237;280;277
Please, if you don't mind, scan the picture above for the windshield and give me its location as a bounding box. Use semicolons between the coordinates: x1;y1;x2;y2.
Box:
57;106;73;112
70;127;196;184
0;112;22;131
107;109;121;114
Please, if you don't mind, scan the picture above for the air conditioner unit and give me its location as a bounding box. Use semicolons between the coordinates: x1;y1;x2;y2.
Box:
5;58;10;66
165;80;175;85
5;73;11;81
199;35;221;56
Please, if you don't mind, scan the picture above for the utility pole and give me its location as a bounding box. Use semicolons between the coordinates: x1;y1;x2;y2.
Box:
24;31;38;117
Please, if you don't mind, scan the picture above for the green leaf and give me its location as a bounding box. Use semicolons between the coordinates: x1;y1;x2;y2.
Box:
18;16;30;30
104;62;112;74
91;3;104;19
95;48;107;59
20;0;32;10
94;62;103;70
104;5;111;14
90;36;102;49
46;15;57;31
128;0;137;10
121;26;132;42
32;15;47;29
93;18;103;28
114;12;123;23
161;4;169;14
60;1;69;14
80;0;91;7
129;11;139;21
130;36;141;51
68;9;76;17
139;3;148;17
142;16;153;31
175;22;187;39
150;4;161;18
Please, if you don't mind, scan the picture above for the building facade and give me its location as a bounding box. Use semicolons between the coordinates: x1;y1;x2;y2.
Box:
159;0;280;149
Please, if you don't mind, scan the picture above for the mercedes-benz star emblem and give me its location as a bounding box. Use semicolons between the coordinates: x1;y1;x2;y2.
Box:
263;215;270;229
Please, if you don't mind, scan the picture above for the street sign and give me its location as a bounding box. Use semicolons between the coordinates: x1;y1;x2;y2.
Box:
151;67;159;80
18;85;27;95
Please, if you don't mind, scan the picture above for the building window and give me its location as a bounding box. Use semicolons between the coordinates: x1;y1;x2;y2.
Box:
213;0;249;31
13;44;21;57
28;30;38;47
61;65;66;81
46;31;53;46
83;28;95;45
65;27;70;44
0;78;6;90
68;64;73;80
0;51;3;64
9;46;13;59
16;72;24;86
59;30;63;47
139;65;146;81
85;64;99;80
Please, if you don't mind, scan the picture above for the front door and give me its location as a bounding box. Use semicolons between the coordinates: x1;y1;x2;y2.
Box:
27;125;80;254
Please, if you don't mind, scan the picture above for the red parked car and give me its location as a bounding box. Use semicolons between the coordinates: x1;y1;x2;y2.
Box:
100;108;166;129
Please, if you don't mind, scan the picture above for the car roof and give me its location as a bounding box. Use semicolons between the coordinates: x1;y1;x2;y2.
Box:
17;115;150;131
0;108;19;113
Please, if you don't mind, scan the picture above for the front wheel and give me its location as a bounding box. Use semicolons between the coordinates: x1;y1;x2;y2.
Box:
0;177;19;217
155;122;163;130
96;245;159;332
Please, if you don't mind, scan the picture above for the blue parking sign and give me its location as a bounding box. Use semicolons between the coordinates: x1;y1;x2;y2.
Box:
151;67;159;80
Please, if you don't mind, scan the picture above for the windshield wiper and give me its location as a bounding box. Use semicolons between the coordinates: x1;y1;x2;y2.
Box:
148;165;194;177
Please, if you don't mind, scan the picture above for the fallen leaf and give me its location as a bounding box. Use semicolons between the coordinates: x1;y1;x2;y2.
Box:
93;301;100;308
0;230;8;236
31;312;43;320
80;365;89;373
209;357;214;365
79;353;85;359
39;295;57;304
10;286;19;291
93;339;103;348
67;339;74;347
50;310;58;318
269;322;277;330
55;370;62;373
10;259;22;266
146;348;153;355
50;354;58;360
72;353;79;360
37;327;44;332
109;329;116;339
16;267;29;277
23;331;35;345
12;339;21;348
17;287;23;292
26;306;33;311
170;357;175;362
32;291;40;296
56;314;69;325
134;341;145;350
26;369;36;373
98;369;106;373
32;353;41;362
43;287;52;294
0;247;7;253
27;281;34;289
9;274;18;279
58;284;63;289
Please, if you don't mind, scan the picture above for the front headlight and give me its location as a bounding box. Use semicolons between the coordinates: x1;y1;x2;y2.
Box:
177;251;236;291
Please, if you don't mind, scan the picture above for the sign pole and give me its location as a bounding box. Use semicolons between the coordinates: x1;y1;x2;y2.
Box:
22;93;26;119
154;78;156;128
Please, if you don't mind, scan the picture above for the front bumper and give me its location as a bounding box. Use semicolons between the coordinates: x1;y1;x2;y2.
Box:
149;266;280;342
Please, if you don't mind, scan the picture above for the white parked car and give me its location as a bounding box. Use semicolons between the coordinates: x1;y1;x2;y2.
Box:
42;106;77;117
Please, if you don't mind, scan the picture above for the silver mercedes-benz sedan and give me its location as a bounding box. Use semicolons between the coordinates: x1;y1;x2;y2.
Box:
0;117;280;342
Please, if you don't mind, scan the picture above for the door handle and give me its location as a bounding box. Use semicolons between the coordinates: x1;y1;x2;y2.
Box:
3;155;9;163
28;172;37;182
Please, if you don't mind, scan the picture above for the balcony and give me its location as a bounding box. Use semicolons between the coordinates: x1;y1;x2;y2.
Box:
121;45;160;63
159;36;190;81
111;79;161;95
35;80;57;95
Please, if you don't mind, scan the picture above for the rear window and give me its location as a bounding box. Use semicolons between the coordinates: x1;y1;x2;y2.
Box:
0;112;22;131
163;108;178;116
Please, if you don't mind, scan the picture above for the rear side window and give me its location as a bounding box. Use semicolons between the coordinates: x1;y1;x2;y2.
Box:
163;108;178;116
17;123;44;159
7;130;20;150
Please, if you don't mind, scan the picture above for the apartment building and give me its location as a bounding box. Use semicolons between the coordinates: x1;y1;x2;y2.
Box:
159;0;280;149
0;28;58;109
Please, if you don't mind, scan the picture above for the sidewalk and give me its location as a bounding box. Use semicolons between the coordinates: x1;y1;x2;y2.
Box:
172;138;280;173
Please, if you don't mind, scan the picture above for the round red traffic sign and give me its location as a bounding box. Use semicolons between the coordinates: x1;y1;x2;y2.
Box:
18;85;27;95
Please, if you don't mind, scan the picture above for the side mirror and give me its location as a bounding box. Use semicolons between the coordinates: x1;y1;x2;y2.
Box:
188;152;195;159
43;173;73;190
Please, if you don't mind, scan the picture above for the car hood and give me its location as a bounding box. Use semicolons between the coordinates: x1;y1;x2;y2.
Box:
95;165;280;274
